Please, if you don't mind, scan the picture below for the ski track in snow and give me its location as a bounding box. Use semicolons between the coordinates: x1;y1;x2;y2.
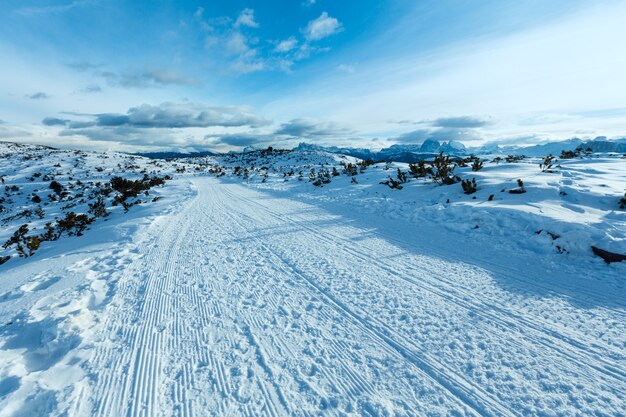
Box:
1;177;625;416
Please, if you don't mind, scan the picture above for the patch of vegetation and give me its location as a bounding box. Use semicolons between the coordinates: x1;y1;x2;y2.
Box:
540;155;557;173
408;161;432;178
432;152;460;185
509;179;526;194
461;178;477;194
380;177;403;190
396;168;408;184
471;159;483;172
49;180;64;196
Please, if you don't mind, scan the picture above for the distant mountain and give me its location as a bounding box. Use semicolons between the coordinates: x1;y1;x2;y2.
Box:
294;137;626;162
294;140;468;163
476;137;626;157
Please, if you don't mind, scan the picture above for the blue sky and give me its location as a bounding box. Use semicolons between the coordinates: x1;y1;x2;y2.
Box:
1;0;626;152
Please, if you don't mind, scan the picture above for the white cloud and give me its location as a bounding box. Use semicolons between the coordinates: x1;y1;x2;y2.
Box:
234;8;259;29
224;32;251;55
303;12;342;41
274;37;298;53
337;64;355;74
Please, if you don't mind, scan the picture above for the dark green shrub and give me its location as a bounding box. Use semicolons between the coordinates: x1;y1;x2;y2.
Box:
408;161;432;178
50;181;63;195
461;178;477;194
432;152;460;185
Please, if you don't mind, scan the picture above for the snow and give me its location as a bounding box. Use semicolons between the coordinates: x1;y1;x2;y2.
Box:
0;142;625;416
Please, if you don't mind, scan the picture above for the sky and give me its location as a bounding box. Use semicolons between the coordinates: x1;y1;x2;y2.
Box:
1;0;626;152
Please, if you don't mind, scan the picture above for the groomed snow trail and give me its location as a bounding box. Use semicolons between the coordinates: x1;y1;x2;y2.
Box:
85;177;625;417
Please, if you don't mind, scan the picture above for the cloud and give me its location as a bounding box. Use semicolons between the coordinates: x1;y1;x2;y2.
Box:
337;64;355;74
0;124;32;139
42;117;70;126
234;8;259;28
79;84;103;93
432;116;489;128
67;60;198;89
194;7;204;20
275;118;351;137
224;32;252;55
391;127;482;144
98;69;199;88
27;92;50;100
303;12;342;41
302;0;316;6
67;61;104;72
48;102;269;131
274;37;298;53
206;133;273;147
16;0;93;16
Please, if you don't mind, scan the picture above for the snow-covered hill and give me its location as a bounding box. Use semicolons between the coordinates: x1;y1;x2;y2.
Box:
189;146;626;265
0;142;195;264
0;141;625;416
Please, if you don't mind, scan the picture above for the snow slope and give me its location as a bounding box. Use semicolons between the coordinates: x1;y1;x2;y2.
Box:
0;144;625;416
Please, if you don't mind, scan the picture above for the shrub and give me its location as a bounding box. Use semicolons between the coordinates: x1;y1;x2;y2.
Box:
32;194;41;203
109;175;167;210
540;155;556;172
56;212;94;237
396;168;408;183
509;179;526;194
620;192;626;209
24;236;41;257
380;177;403;190
3;224;29;250
505;155;525;163
560;149;579;159
461;178;477;194
432;152;460;185
50;180;64;195
343;163;358;176
88;196;109;218
471;159;483;172
408;161;432;178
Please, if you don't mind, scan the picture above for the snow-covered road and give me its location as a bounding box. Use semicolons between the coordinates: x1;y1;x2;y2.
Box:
2;177;625;416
